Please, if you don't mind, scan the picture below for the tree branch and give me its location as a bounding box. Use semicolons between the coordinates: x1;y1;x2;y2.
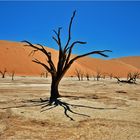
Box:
53;27;62;52
22;40;56;73
58;50;112;79
32;58;53;74
36;44;56;72
52;36;59;45
22;40;42;51
52;27;68;75
64;10;76;50
65;41;87;66
69;50;112;64
28;49;38;56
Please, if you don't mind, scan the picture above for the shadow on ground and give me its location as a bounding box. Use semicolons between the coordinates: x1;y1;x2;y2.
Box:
1;97;117;121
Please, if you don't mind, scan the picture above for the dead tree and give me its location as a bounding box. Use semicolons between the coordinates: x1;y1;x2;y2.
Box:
81;72;84;81
96;70;101;81
85;72;90;81
75;68;84;81
11;71;15;80
22;11;111;104
127;72;140;83
45;71;48;78
41;71;48;78
75;68;81;81
40;72;44;77
115;72;140;84
0;68;7;78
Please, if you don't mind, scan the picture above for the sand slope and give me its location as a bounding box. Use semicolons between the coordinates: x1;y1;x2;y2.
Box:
0;40;139;77
113;56;140;69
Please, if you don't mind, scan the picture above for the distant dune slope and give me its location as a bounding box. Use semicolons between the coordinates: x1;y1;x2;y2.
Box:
113;56;140;69
0;40;139;77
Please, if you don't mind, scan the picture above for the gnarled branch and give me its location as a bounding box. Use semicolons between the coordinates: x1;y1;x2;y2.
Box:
65;41;87;66
22;40;56;74
69;50;112;65
32;58;53;74
64;10;76;50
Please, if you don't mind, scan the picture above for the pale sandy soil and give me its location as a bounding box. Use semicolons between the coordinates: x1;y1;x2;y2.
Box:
0;76;140;140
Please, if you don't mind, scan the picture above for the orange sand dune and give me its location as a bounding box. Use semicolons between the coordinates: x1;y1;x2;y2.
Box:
77;57;139;77
113;56;140;69
0;40;139;77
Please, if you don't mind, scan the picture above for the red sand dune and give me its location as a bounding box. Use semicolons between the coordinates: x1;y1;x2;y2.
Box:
0;40;139;77
113;56;140;69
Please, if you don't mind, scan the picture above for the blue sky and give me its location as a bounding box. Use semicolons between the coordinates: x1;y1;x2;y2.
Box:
0;1;140;59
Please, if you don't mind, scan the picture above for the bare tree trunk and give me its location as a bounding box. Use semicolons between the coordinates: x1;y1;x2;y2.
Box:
0;69;7;78
45;72;48;78
50;77;60;101
85;73;90;81
75;68;81;81
2;74;4;78
11;71;15;80
97;76;99;81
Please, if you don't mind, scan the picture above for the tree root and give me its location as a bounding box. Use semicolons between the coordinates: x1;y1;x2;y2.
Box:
0;98;117;121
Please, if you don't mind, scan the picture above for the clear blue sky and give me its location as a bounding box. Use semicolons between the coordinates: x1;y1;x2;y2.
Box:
0;1;140;59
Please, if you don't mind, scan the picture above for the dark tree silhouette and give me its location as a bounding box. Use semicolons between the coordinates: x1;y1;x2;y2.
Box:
22;11;111;104
75;68;81;81
96;70;101;81
11;71;15;80
115;72;140;84
45;71;48;78
75;68;84;81
40;72;44;77
127;72;140;83
40;71;48;78
0;68;7;78
85;72;90;81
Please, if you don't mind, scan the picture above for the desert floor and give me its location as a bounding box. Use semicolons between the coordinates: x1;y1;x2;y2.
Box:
0;76;140;140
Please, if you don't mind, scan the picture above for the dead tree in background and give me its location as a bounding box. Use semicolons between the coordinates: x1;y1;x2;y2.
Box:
115;72;140;84
22;11;111;103
80;72;84;81
96;70;101;81
40;72;44;77
75;68;84;81
45;71;48;78
75;68;81;81
85;72;90;81
0;68;7;78
41;71;48;78
11;71;15;80
127;72;140;83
